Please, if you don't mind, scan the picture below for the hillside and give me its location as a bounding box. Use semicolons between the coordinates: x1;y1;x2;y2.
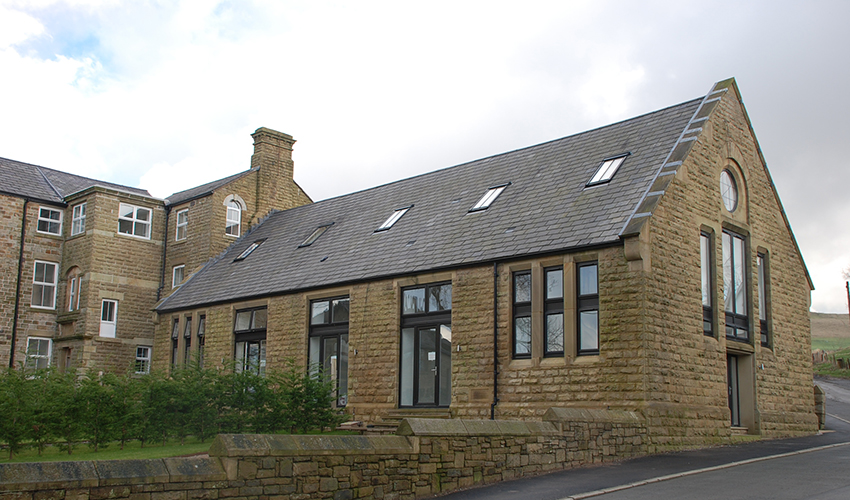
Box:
811;312;850;339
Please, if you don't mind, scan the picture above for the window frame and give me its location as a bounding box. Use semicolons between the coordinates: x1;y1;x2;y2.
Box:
586;154;629;187
234;240;265;261
376;206;412;232
172;265;185;289
197;315;206;369
309;296;350;407
171;317;180;367
183;316;193;364
233;307;268;376
469;183;509;212
543;266;565;357
700;231;715;337
99;299;118;338
117;203;152;239
511;270;532;359
758;252;770;348
175;209;188;241
68;274;82;312
576;261;599;355
31;260;58;310
299;224;333;247
25;337;52;371
37;206;63;235
135;346;152;375
225;200;241;237
723;230;749;342
71;202;86;236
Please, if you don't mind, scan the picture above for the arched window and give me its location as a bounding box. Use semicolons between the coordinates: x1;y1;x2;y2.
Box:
66;267;82;312
225;200;241;236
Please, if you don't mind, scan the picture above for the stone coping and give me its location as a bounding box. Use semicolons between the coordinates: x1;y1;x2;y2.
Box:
208;434;416;457
543;407;645;424
396;418;560;437
0;457;225;492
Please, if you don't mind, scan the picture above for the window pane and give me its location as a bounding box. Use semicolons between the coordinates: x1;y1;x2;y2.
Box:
252;309;267;330
311;301;330;325
400;328;415;406
403;288;426;315
701;234;711;307
546;313;564;353
133;222;148;237
338;334;349;406
309;337;321;372
235;311;252;331
514;316;531;355
733;236;746;314
580;311;599;351
722;232;733;313
546;269;563;299
118;219;133;235
34;262;46;282
439;325;452;407
428;284;452;312
136;207;150;222
332;298;350;323
514;273;531;303
758;255;766;322
579;264;597;296
119;204;134;218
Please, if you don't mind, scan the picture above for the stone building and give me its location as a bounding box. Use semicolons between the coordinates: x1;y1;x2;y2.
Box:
154;78;818;446
0;128;309;374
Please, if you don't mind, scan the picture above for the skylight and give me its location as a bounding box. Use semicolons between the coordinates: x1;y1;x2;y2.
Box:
376;206;412;232
469;183;510;212
234;239;265;261
587;154;629;186
299;224;333;247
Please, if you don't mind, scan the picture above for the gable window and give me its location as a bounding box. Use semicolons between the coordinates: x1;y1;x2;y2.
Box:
470;183;509;212
701;231;714;336
577;262;599;355
172;265;185;289
176;209;188;241
234;307;267;376
71;203;86;236
197;315;206;369
400;282;452;407
309;297;350;407
720;170;738;212
37;207;62;235
135;346;151;374
544;266;564;356
587;154;628;186
758;252;770;347
25;337;52;371
376;206;412;232
299;224;333;247
234;240;265;261
723;230;749;341
512;271;532;359
183;316;193;364
118;203;151;239
171;318;180;367
100;299;118;338
225;200;241;237
32;261;58;309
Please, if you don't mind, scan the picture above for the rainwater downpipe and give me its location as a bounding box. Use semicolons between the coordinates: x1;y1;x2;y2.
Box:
490;261;499;419
157;205;171;301
10;198;29;368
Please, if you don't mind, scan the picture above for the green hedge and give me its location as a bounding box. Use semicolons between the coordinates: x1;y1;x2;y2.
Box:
0;361;342;459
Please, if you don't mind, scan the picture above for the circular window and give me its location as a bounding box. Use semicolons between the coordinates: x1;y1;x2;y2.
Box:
720;170;738;212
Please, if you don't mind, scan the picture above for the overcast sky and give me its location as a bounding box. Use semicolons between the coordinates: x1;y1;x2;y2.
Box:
1;0;848;313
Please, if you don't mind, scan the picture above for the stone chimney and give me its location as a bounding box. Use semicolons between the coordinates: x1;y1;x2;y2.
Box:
251;127;295;180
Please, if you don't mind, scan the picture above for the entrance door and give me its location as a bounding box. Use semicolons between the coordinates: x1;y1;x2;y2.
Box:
727;354;740;426
400;324;451;407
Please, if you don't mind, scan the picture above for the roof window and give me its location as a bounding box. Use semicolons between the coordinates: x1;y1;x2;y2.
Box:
469;183;510;212
234;239;265;261
376;206;412;232
587;154;630;186
299;224;333;247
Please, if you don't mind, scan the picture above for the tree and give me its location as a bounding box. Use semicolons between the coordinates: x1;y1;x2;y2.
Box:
0;367;33;459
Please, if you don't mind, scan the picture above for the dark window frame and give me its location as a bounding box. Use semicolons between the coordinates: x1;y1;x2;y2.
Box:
171;318;179;367
233;307;268;375
723;230;750;343
701;231;715;337
511;271;532;359
758;252;770;348
299;224;333;247
197;314;206;369
400;282;452;408
309;296;350;407
586;153;630;187
543;266;565;357
577;261;599;355
469;183;510;212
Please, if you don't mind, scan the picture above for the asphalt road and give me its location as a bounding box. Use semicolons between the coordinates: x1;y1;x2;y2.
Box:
437;376;850;500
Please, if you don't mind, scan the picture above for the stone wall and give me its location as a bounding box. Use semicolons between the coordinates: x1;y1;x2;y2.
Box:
0;413;646;500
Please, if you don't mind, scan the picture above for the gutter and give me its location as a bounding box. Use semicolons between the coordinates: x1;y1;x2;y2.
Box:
10;198;29;368
490;262;499;419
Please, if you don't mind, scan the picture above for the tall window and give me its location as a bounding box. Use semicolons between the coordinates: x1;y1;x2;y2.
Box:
400;282;452;407
25;337;52;370
118;203;152;239
225;200;241;236
183;316;193;364
234;307;267;375
68;275;81;311
71;203;86;236
99;299;118;338
32;261;58;309
577;262;599;355
197;315;206;369
512;271;532;359
700;231;714;336
176;209;188;241
723;230;749;341
37;207;62;235
309;297;350;407
172;265;185;289
544;267;564;356
171;318;180;367
135;346;151;374
758;252;770;347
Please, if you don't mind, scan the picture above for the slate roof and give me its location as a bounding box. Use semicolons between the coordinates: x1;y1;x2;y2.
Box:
166;170;253;206
0;157;151;203
157;96;703;312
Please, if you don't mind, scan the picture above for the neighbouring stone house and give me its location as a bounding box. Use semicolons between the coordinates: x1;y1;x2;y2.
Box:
0;128;310;374
153;78;818;447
